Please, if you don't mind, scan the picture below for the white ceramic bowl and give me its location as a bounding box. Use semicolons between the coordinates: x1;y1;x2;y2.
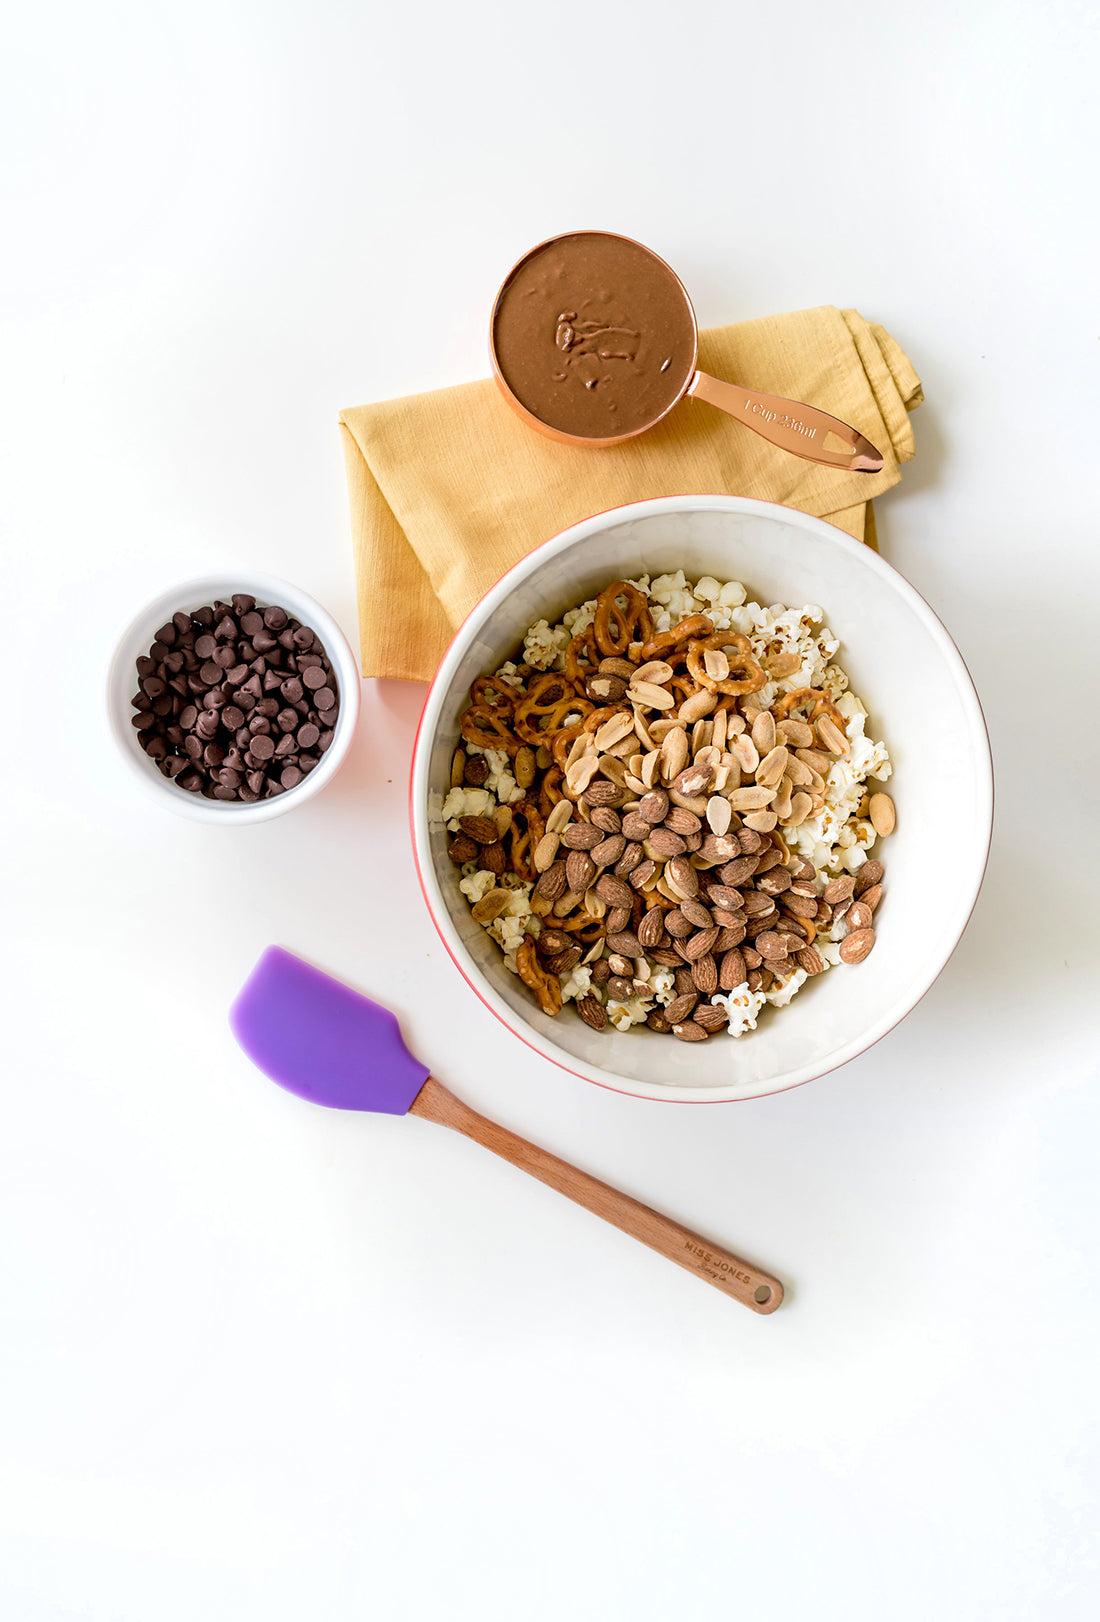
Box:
411;496;992;1103
106;572;360;824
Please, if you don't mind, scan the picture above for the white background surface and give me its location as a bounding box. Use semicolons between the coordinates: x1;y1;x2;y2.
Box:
3;2;1098;1617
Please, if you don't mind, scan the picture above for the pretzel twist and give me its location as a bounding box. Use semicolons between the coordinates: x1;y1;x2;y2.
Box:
565;624;601;686
517;935;563;1016
513;674;590;745
470;673;519;713
772;686;846;730
684;631;766;696
505;801;546;884
639;613;715;664
459;704;517;753
593;581;655;658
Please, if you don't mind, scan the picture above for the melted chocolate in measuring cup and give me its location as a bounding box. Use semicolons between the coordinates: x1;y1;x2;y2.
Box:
492;233;697;440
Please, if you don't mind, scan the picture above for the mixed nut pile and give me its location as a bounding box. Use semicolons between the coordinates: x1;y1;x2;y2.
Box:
446;579;894;1042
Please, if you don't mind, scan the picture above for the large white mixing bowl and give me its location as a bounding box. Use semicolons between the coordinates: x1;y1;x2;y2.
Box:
411;496;992;1103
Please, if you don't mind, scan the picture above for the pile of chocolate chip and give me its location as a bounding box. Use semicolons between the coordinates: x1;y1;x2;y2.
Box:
131;595;339;801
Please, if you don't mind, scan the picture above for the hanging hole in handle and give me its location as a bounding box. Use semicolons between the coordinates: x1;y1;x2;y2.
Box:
754;1285;772;1304
822;430;855;456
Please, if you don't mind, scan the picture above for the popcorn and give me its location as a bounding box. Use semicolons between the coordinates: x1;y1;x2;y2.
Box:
765;968;808;1008
606;995;653;1031
713;984;767;1038
442;786;495;829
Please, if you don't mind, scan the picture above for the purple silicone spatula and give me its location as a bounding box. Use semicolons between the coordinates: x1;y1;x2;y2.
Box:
230;947;783;1313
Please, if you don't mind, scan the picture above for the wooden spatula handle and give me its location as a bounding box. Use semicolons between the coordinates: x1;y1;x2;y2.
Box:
408;1078;783;1314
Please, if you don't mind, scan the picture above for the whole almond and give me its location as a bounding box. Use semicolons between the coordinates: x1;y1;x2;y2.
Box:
665;909;693;939
702;884;741;913
714;921;747;950
448;833;478;863
619;813;650;842
756;931;788;960
694;1002;729;1033
600;656;636;680
647;1009;673;1032
719;948;748;990
533;831;561;872
590;805;622;834
824;873;855;905
606;975;634;1000
535;860;567;901
846;900;874;932
690;953;718;994
595;873;635;911
605;905;631;934
665;806;702;836
782;890;818;919
638;788;669;824
743;891;776;917
628;859;657;890
459;814;500;844
649;947;683;968
591;834;626;868
757;868;792;896
583;778;627;808
666;854;699;898
796;945;827;975
606;953;632;977
674;764;712;797
648;826;687;857
565;850;596;893
615;842;644;876
450;748;467;789
839;927;876;964
680;898;713;930
561;822;603;850
665;991;698;1023
854;859;884;895
545;945;582;976
860;882;884;913
638;907;666;949
606;930;644;958
738;828;767;854
481;842;507;876
681;925;720;961
514;746;536;788
672;1020;709;1042
869;792;896;836
576;995;608;1031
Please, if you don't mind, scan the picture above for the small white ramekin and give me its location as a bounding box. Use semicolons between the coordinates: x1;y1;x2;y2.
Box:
105;572;360;824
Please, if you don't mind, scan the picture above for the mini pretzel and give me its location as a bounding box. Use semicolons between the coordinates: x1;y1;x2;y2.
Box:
582;704;628;735
513;674;590;746
459;704;516;753
505;800;546;883
565;624;601;685
470;673;518;713
593;581;654;658
772;686;846;730
684;632;766;696
550;723;588;772
639;613;715;664
517;935;563;1017
537;765;565;817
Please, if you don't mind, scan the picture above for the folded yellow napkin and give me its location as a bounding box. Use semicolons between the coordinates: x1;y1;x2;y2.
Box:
339;306;922;683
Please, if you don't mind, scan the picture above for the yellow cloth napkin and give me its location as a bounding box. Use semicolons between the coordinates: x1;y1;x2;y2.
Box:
339;306;922;683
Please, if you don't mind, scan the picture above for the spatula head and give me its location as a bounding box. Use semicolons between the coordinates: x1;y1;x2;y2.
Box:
230;947;430;1114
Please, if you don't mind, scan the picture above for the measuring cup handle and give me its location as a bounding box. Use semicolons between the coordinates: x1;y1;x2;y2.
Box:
689;371;884;473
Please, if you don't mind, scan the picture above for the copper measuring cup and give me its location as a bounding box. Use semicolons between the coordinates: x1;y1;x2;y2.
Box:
489;230;883;472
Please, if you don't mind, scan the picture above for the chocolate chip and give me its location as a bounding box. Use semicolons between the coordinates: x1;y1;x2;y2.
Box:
222;706;244;731
280;764;302;789
280;677;303;704
215;615;237;641
231;594;255;615
250;734;275;760
313;686;335;710
263;606;288;630
302;665;326;690
200;661;221;684
297;723;320;749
